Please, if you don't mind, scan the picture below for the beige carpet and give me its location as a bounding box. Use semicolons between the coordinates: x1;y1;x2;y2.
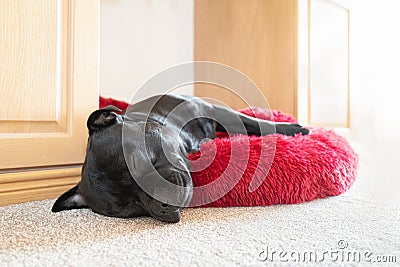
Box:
1;185;399;266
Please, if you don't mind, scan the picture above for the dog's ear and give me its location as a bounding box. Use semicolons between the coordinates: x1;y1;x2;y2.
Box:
51;184;87;212
87;105;122;134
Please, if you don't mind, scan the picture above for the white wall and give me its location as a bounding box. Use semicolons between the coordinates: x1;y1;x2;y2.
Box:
299;0;400;144
100;0;194;102
348;0;400;199
350;0;400;144
297;0;400;199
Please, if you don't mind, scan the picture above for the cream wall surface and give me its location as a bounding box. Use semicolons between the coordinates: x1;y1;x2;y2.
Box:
100;0;194;102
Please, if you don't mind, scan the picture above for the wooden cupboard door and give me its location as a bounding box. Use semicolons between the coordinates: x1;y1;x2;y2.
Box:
0;0;99;169
194;0;298;115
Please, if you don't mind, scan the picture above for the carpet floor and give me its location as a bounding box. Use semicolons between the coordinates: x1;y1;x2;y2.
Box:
1;187;399;266
2;144;400;266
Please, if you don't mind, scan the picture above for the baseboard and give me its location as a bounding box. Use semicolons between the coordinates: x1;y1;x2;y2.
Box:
0;166;81;206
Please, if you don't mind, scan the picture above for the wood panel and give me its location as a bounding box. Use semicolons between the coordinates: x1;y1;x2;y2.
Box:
0;0;69;128
0;167;81;206
0;0;59;122
0;0;99;169
194;0;298;115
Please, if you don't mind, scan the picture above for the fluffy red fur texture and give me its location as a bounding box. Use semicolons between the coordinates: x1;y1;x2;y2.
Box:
100;96;129;111
99;97;359;208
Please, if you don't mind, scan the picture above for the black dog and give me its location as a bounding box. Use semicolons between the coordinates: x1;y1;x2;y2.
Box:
52;95;308;223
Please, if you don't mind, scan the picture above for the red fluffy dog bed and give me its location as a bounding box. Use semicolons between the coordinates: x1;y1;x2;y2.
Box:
100;97;358;208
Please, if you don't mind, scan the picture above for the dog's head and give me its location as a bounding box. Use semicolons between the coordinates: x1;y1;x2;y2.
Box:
52;106;193;223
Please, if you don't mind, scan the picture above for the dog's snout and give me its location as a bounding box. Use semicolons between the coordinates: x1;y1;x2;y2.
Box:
148;199;181;223
154;202;179;213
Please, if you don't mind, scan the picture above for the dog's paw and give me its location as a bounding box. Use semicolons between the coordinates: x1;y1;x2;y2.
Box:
276;123;309;137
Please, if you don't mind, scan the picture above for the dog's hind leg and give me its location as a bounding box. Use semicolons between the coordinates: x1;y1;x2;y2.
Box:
211;105;309;137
